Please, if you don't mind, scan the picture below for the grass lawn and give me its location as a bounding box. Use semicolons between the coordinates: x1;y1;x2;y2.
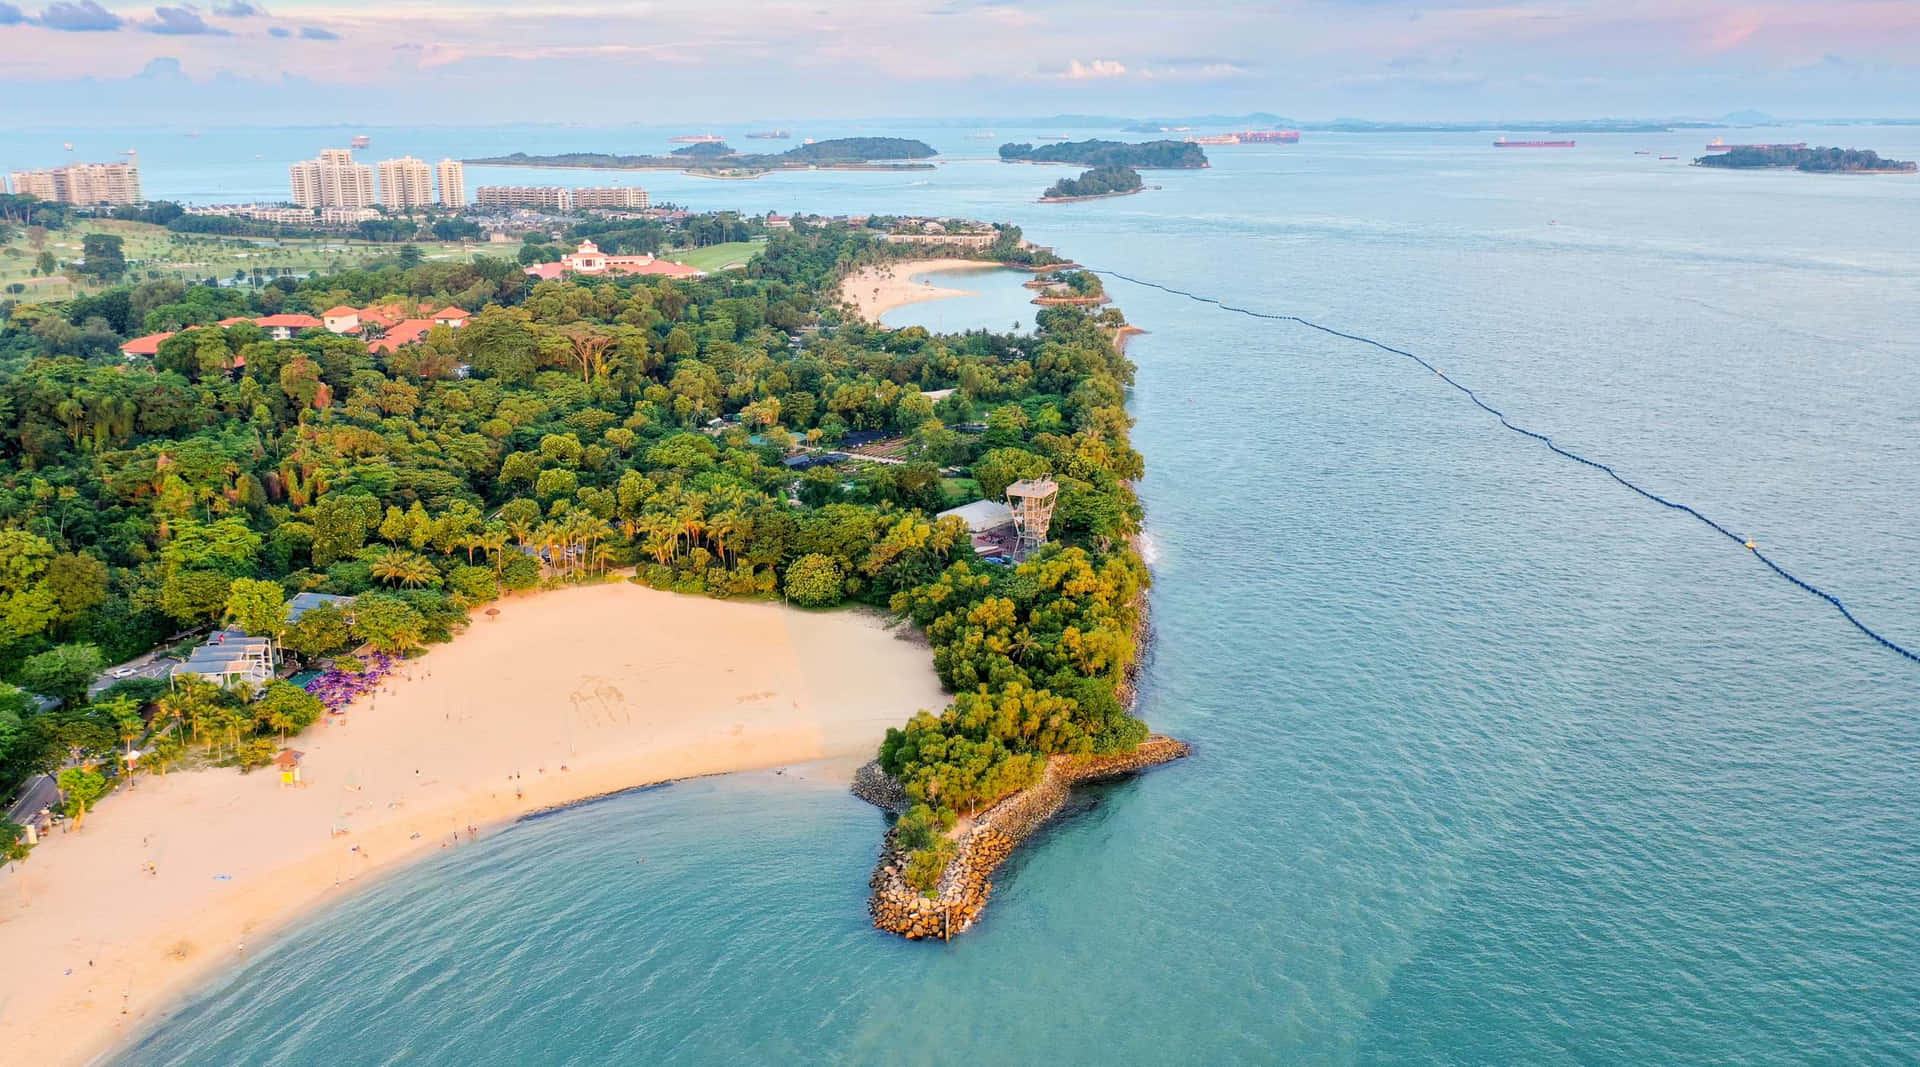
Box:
664;239;764;273
1;218;487;304
940;477;982;506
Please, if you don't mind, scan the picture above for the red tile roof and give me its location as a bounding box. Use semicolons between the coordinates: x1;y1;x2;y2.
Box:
121;331;175;356
321;305;359;317
367;319;435;353
217;316;253;326
523;262;565;282
255;314;323;328
433;306;468;319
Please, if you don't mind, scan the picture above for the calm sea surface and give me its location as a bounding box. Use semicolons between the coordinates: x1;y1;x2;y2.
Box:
50;123;1920;1064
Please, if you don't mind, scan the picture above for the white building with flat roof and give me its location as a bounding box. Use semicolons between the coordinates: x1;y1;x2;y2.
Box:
8;158;142;204
474;185;574;212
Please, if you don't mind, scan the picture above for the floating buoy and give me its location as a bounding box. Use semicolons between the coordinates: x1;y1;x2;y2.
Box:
1745;540;1756;550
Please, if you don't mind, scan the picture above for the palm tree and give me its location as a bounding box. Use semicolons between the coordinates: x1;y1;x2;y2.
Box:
369;547;437;588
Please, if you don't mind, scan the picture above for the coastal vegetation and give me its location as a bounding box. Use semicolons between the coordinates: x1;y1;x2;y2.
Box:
467;138;938;176
0;215;1154;882
1041;165;1144;201
1693;146;1917;173
1000;139;1207;169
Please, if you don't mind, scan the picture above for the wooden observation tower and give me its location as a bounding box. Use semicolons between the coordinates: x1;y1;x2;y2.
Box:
1005;478;1059;559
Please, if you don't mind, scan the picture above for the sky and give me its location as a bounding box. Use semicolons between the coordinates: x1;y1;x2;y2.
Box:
3;0;1919;126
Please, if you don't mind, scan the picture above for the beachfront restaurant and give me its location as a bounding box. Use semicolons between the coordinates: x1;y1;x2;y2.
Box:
937;499;1018;557
171;631;275;690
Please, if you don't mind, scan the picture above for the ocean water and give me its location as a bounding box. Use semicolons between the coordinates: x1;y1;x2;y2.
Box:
101;125;1920;1064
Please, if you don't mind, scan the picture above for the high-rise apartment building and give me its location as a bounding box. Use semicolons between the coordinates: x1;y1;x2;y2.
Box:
377;157;434;209
7;158;143;205
289;149;376;209
436;159;466;208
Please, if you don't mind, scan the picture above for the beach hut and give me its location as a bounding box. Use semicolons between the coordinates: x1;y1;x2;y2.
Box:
273;749;305;787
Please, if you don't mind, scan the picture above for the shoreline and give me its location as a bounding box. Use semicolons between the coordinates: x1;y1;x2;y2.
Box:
0;581;946;1066
839;258;1005;323
1038;187;1148;204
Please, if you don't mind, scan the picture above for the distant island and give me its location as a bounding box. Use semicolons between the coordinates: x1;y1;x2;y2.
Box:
1000;139;1208;169
1693;146;1916;173
1041;164;1144;201
468;137;938;176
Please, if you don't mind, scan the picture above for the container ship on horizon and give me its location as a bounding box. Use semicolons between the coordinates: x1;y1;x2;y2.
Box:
1704;138;1808;152
1494;137;1575;148
745;130;790;140
1237;130;1301;143
669;134;725;144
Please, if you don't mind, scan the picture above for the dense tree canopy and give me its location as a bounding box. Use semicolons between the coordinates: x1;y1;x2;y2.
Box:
0;216;1150;873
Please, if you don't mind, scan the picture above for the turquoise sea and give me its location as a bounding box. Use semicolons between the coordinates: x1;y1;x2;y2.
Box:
40;122;1919;1064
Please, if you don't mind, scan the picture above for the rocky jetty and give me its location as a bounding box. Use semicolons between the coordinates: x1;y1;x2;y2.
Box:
864;735;1190;939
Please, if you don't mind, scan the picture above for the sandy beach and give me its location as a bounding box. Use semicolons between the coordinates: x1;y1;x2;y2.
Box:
0;581;945;1065
841;258;1002;322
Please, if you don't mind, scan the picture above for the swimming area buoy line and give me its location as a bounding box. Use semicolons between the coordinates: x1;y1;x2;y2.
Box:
1088;267;1920;666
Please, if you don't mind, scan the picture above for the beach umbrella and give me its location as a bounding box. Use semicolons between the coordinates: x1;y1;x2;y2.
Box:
486;608;501;622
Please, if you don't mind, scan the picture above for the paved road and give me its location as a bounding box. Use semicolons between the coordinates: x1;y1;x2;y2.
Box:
5;774;59;826
88;653;177;697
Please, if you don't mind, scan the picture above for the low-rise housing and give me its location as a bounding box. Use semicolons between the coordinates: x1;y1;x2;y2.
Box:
475;185;574;212
172;631;276;690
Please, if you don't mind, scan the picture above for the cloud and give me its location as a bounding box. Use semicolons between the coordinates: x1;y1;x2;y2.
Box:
1061;58;1127;80
211;1;261;14
37;0;122;31
298;25;337;40
0;3;24;25
146;6;229;35
267;24;286;36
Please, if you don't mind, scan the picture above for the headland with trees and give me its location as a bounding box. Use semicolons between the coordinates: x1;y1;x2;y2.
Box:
1000;138;1209;169
1693;146;1917;173
1041;165;1146;202
467;137;939;177
0;209;1173;1040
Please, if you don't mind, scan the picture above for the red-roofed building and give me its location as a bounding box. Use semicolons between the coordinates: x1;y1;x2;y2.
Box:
357;303;406;330
321;306;361;334
522;239;706;283
431;306;469;328
367;319;435;354
254;313;324;340
217;316;253;327
121;331;174;359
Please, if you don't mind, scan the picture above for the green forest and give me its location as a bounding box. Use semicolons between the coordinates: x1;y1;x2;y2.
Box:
0;216;1150;876
1694;146;1917;172
1042;165;1145;200
1000;139;1208;169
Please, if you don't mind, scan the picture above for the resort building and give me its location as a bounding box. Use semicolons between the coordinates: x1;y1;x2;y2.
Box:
290;149;376;209
376;156;435;209
255;313;324;340
286;592;354;624
437;159;466;208
522;239;705;282
7;158;142;205
572;186;650;210
120;331;174;359
474;185;574;212
937;499;1017;557
172;631;276;690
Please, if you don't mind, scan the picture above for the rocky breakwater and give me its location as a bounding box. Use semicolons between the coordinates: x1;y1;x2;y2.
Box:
864;735;1190;940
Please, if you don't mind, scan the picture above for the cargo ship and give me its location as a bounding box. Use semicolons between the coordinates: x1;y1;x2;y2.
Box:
1186;134;1240;146
1703;138;1808;153
1236;130;1301;144
669;134;725;144
1494;137;1575;148
350;134;370;149
745;129;790;140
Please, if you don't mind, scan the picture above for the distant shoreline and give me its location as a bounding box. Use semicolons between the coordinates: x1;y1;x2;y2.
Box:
1039;187;1148;204
465;160;937;176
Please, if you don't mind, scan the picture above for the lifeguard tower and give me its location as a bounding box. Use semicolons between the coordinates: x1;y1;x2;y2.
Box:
1005;478;1059;559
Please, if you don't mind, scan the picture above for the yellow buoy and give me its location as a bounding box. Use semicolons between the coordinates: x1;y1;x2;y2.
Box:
1744;540;1756;550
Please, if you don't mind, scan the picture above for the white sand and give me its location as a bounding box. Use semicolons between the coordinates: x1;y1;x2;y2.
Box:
0;581;945;1065
841;258;1004;323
